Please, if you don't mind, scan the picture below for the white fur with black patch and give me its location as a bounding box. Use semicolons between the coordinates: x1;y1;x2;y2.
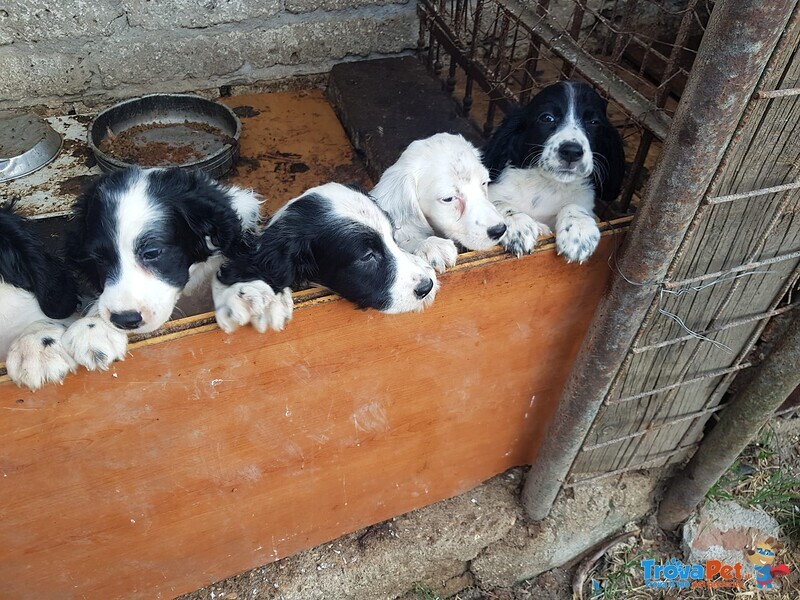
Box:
215;182;439;331
63;167;262;372
483;81;625;262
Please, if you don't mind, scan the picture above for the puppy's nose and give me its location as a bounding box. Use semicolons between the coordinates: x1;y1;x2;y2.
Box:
110;310;143;330
414;278;434;299
558;142;584;163
487;222;507;240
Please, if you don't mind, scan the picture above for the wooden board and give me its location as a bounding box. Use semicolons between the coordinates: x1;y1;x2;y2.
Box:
0;234;621;599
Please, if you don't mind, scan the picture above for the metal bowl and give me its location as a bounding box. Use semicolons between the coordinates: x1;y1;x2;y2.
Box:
0;111;63;183
89;94;241;178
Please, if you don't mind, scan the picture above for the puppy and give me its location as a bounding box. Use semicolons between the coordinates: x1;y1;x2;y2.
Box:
1;203;80;389
213;182;438;333
371;133;507;273
61;167;260;373
483;81;625;262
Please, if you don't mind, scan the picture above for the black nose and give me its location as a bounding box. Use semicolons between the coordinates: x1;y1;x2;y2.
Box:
414;278;434;299
558;142;585;163
487;222;507;240
110;311;143;330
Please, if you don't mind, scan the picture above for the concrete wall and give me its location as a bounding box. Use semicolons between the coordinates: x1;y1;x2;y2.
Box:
0;0;417;109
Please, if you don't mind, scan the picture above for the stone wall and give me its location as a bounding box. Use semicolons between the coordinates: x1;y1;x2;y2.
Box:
0;0;417;109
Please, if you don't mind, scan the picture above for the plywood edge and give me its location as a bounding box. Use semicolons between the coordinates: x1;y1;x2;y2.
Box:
0;219;631;382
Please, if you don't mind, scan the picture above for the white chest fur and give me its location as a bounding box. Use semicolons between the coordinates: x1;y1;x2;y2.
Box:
489;167;595;229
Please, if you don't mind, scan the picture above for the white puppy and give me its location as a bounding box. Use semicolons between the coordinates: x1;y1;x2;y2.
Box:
371;133;507;273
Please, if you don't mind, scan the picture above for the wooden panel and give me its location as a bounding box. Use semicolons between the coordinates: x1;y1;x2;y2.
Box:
0;234;620;599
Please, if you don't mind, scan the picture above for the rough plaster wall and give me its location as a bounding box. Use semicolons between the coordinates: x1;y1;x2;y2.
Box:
0;0;416;109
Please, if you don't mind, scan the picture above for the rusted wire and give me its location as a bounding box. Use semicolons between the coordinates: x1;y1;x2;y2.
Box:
631;302;799;353
581;404;726;452
565;443;698;487
707;179;800;203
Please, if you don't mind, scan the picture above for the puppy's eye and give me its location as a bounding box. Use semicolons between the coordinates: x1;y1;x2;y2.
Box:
141;248;163;261
441;197;454;203
359;250;376;263
587;118;601;125
539;114;556;123
482;181;489;187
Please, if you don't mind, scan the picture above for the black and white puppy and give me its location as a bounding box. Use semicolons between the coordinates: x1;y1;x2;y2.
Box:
1;203;80;389
213;182;438;333
371;133;507;273
483;81;625;262
59;167;261;372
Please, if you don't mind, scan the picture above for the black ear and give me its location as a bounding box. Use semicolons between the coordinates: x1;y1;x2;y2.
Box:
0;207;79;319
482;108;526;180
155;168;244;259
592;122;626;206
29;253;79;319
217;201;316;292
65;177;108;293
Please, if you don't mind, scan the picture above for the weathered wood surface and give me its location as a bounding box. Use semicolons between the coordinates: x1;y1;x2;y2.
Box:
0;233;621;599
574;12;800;476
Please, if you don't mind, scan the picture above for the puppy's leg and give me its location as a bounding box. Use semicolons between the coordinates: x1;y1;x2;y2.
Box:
62;315;129;371
212;277;293;334
414;236;458;273
6;320;77;390
555;204;601;263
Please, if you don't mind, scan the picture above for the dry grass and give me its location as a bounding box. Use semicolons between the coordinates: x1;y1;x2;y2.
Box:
585;422;800;600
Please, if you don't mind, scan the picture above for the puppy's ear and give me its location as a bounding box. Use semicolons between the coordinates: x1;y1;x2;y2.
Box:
0;208;78;319
482;109;525;179
156;169;244;259
372;161;428;232
29;253;79;319
591;121;626;206
217;201;313;293
66;177;107;292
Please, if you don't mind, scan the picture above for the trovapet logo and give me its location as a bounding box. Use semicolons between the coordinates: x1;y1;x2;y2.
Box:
745;536;791;588
641;558;749;590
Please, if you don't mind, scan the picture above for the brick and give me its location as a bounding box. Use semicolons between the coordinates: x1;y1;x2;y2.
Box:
286;0;409;14
97;9;417;88
124;0;281;30
0;47;91;100
0;0;123;45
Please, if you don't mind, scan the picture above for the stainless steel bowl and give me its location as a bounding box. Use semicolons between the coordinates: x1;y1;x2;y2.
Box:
88;94;241;178
0;111;63;183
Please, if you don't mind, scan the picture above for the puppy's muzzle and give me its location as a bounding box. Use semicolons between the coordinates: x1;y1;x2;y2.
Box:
558;142;584;165
487;222;508;241
414;278;435;299
110;310;144;330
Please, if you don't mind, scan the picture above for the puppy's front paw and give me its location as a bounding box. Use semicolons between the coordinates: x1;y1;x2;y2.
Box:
415;236;458;273
62;316;128;371
502;213;552;257
213;280;293;334
6;321;76;390
556;208;600;263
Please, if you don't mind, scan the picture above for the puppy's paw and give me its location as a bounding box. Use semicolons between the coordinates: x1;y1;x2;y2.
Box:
6;321;77;390
62;316;128;371
501;213;552;257
415;236;458;273
213;280;293;334
556;208;600;264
